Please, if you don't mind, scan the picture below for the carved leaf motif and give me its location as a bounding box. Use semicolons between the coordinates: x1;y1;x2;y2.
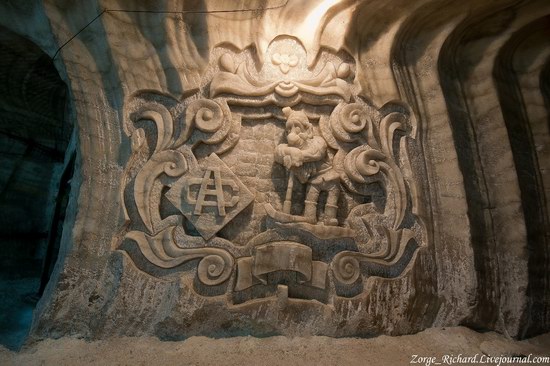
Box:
379;112;407;161
131;128;146;152
272;52;282;65
133;150;187;234
219;53;236;73
319;115;339;150
288;54;298;67
294;63;352;102
126;226;234;285
336;63;351;78
280;64;290;74
344;146;407;229
210;60;277;98
130;104;175;154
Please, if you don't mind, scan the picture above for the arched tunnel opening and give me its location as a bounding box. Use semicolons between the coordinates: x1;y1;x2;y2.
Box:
0;26;73;350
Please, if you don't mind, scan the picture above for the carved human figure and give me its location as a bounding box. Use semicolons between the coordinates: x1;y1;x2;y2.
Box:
275;107;340;225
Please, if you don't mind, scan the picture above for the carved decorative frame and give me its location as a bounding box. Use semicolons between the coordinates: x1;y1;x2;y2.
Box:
119;36;425;306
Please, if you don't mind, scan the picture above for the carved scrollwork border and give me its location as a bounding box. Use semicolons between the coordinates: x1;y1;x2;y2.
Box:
118;37;425;303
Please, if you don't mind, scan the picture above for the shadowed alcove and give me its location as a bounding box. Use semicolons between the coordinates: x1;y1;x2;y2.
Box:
0;25;73;350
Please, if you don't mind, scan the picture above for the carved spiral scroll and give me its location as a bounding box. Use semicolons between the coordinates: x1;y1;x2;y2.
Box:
341;103;367;133
332;254;360;285
358;156;380;176
176;98;235;149
198;254;234;286
331;229;417;287
329;102;371;144
346;147;386;181
189;99;224;133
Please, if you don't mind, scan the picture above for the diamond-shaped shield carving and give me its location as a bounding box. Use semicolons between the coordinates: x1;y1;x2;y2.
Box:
166;153;254;240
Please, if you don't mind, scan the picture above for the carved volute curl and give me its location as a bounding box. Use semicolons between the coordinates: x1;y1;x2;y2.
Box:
119;35;425;304
133;150;187;234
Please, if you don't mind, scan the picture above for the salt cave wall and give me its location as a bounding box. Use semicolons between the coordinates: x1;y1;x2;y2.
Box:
0;0;548;341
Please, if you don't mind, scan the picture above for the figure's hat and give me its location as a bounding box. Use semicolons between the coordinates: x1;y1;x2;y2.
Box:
282;107;309;128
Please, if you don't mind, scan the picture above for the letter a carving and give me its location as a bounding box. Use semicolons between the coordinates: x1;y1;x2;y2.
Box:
187;167;240;217
165;153;254;240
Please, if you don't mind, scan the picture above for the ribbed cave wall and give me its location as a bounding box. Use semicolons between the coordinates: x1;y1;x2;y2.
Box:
494;16;550;337
0;0;547;342
384;0;550;338
438;1;550;337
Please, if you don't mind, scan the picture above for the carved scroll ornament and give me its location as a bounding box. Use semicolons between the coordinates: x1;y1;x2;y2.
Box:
119;36;425;305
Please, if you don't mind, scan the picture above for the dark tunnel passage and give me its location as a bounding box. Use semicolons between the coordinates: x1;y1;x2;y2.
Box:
0;26;73;350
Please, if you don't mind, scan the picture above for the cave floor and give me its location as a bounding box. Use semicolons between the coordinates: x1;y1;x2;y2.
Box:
1;327;549;366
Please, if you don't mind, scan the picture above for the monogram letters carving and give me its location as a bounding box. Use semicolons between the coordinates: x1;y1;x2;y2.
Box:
119;36;425;306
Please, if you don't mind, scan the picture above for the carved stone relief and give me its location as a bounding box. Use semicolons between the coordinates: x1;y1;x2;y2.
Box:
119;35;425;307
